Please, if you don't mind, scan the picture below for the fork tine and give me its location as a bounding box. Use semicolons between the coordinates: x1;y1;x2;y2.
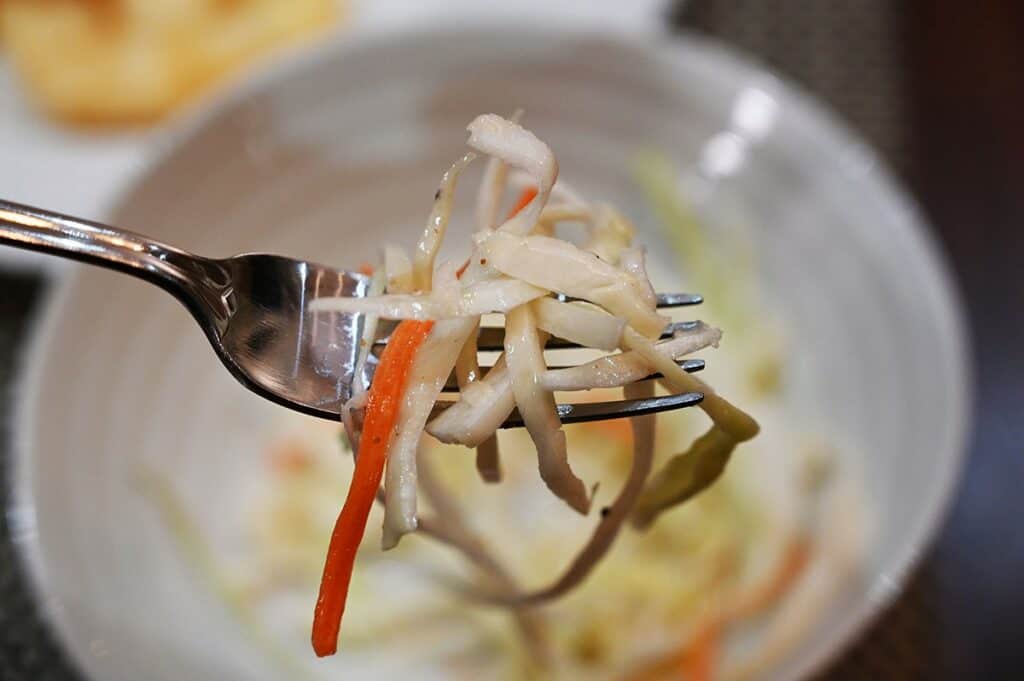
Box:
429;391;704;427
373;319;701;352
373;293;702;348
556;292;703;308
474;320;701;352
655;292;703;307
441;358;705;391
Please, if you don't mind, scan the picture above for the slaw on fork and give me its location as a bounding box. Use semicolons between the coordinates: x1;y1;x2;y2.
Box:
308;114;759;657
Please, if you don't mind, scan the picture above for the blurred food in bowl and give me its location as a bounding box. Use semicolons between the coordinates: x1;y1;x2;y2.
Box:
0;0;343;125
12;29;968;681
140;157;869;679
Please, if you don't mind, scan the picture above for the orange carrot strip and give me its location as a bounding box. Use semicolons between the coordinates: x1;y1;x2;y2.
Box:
727;536;811;620
591;417;634;445
452;188;537;280
680;620;721;681
270;442;312;474
616;617;722;681
619;537;812;681
311;319;434;656
357;262;375;276
508;186;538;219
618;536;811;679
311;189;535;644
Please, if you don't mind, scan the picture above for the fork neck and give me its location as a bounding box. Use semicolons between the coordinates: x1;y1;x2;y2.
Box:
0;199;233;330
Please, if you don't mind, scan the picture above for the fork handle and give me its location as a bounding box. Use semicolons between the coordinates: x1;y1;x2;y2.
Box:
0;199;231;324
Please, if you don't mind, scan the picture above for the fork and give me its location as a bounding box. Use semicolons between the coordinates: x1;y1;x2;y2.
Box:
0;199;706;423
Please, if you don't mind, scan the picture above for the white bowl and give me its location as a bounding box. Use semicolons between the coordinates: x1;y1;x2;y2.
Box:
11;27;969;681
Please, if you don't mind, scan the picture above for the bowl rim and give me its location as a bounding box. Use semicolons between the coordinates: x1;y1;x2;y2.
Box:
7;23;971;681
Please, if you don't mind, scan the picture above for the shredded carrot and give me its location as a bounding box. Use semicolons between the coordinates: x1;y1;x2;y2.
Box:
508;186;538;219
727;536;811;620
619;536;812;681
357;262;375;276
591;417;634;444
269;442;312;474
615;617;722;681
680;620;721;681
311;319;434;656
616;615;723;681
452;188;537;280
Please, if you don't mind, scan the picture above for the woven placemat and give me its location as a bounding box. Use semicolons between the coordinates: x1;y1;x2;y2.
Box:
674;0;912;176
0;276;80;681
0;2;939;679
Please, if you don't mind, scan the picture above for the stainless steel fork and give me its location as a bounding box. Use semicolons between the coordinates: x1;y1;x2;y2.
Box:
0;199;706;423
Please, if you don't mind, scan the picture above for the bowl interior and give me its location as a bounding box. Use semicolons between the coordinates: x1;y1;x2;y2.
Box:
13;28;967;681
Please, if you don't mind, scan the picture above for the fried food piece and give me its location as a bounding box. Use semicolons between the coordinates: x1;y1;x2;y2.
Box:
0;0;341;125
